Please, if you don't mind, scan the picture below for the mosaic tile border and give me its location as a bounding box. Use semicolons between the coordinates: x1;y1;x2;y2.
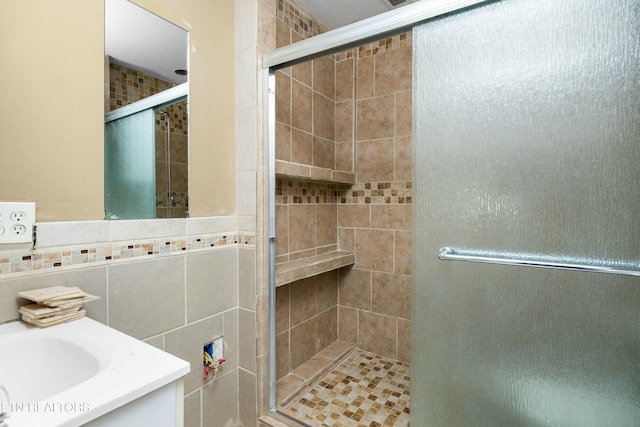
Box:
0;232;255;279
334;31;412;63
339;182;412;204
277;0;327;40
276;179;341;205
276;180;412;205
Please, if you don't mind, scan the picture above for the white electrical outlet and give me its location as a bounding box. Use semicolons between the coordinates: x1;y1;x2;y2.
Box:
0;202;35;245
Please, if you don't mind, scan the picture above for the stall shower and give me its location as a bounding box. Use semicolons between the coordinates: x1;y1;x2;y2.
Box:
272;0;412;424
269;0;639;425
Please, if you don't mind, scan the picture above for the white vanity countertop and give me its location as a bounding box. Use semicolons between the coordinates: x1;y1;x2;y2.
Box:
0;317;190;427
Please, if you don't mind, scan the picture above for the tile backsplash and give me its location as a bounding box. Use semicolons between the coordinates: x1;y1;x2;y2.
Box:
0;218;254;279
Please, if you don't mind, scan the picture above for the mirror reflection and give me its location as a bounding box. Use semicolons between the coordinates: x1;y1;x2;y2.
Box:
104;0;189;219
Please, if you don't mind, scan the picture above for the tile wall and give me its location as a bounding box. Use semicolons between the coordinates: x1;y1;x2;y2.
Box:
337;33;412;363
273;0;344;382
275;271;339;379
0;217;255;427
108;63;189;218
273;0;413;371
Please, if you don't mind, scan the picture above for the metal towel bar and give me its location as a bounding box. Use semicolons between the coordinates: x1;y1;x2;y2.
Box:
438;247;640;277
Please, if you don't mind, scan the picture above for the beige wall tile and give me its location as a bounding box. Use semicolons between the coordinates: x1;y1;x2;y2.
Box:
371;205;412;230
165;314;224;394
313;55;335;100
223;309;240;372
275;204;289;256
290;277;317;326
395;135;412;181
335;141;354;173
276;17;290;48
276;284;290;334
356;95;395;141
358;311;396;359
355;228;394;272
335;100;353;143
239;247;257;310
316;270;338;312
395;90;412;137
186;248;238;323
239;308;256;372
276;331;290;379
338;227;355;251
313;93;335;141
276;122;291;162
317;306;338;350
275;71;290;125
315;203;337;246
313;136;335;169
288;205;315;252
239;369;258;427
397;318;410;363
394;230;412;275
356;56;374;99
184;391;201;427
335;58;354;102
371;272;410;319
202;367;239;425
338;305;358;344
291;80;312;132
375;45;412;96
291;128;313;165
338;267;371;310
338;204;371;228
357;139;395;182
292;59;312;87
290;318;317;369
108;257;185;339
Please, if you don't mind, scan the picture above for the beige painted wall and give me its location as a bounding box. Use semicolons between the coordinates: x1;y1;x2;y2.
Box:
0;0;235;221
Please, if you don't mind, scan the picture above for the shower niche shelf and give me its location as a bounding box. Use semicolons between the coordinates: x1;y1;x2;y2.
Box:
276;250;355;287
276;160;354;184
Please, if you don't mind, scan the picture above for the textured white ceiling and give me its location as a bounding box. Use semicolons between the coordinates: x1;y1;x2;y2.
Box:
295;0;419;29
105;0;187;85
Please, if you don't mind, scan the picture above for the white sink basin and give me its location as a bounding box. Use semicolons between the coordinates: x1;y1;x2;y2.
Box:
0;318;190;427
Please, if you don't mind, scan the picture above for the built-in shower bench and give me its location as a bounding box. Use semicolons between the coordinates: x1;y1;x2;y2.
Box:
276;160;354;184
275;250;355;287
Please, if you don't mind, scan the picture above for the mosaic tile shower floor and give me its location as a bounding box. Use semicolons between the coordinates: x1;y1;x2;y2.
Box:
280;349;410;426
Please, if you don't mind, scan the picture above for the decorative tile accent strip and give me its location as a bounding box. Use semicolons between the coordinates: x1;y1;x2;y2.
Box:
0;232;255;279
334;31;412;62
276;179;343;205
277;0;327;39
338;182;412;204
276;180;413;205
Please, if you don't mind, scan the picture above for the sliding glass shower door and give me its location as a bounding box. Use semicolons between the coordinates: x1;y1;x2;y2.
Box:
412;0;640;425
104;108;156;220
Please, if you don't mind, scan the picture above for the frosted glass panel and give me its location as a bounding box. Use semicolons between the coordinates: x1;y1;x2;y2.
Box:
412;0;640;425
104;109;156;220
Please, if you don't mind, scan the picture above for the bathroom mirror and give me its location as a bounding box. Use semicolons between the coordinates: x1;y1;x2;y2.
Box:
104;0;189;219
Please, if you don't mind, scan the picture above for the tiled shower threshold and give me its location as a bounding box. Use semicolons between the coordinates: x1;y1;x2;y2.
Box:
277;341;411;426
